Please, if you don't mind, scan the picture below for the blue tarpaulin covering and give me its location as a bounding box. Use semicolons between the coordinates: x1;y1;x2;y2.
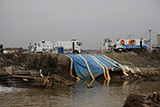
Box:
68;54;121;79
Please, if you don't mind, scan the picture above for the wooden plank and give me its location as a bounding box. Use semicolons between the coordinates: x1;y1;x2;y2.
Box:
12;75;43;80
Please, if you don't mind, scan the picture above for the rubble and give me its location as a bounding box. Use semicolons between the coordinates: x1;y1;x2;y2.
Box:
123;92;160;107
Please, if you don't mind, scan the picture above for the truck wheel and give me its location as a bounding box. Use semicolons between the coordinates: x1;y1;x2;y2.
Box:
117;48;122;53
74;50;79;54
142;48;146;52
0;49;3;53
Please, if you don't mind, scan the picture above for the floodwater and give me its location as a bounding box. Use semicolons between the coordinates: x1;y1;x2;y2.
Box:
0;80;160;107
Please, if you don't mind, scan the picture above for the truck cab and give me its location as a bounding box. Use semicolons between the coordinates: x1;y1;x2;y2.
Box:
100;39;115;53
57;39;82;54
71;39;82;54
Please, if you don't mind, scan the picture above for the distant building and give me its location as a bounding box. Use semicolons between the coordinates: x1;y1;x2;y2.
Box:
152;34;160;50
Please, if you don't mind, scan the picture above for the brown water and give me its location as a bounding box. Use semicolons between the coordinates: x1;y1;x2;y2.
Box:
0;80;160;107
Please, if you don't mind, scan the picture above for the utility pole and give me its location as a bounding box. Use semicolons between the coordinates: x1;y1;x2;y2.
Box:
129;34;133;39
149;30;152;51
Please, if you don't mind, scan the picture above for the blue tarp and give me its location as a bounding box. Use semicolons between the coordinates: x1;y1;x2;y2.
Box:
68;54;121;79
99;55;121;68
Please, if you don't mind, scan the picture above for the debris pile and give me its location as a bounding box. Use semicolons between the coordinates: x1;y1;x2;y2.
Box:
0;52;75;88
123;92;160;107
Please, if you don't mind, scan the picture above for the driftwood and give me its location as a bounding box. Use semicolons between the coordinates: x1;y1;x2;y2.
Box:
147;92;160;104
11;73;77;88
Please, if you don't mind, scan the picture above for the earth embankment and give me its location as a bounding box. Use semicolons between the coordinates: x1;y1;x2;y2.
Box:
0;51;160;88
106;51;160;68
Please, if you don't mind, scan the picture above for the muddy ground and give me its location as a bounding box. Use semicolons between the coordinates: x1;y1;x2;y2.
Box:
106;51;160;76
0;50;160;88
106;50;160;68
0;53;77;88
0;50;160;106
0;53;71;78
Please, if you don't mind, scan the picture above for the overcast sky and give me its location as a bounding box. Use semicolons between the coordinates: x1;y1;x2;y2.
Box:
0;0;160;49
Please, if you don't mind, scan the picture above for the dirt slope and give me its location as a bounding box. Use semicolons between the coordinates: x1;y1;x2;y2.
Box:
105;52;160;68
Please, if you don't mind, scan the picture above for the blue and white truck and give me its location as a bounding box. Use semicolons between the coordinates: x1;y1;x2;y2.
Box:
100;38;149;52
114;38;149;52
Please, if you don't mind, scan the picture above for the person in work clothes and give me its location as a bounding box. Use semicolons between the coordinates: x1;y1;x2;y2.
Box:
0;43;4;53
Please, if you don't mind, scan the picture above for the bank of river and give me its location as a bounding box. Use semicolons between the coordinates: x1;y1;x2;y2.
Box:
0;80;160;107
0;52;160;106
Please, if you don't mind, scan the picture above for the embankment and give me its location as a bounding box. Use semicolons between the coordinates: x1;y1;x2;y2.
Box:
106;51;160;75
0;53;76;88
0;51;160;88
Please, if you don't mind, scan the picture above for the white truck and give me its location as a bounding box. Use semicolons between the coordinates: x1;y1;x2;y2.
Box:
56;39;82;54
99;39;116;53
100;38;149;52
29;39;82;54
115;38;149;52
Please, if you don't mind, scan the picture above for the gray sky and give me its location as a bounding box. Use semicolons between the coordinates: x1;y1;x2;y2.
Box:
0;0;160;49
